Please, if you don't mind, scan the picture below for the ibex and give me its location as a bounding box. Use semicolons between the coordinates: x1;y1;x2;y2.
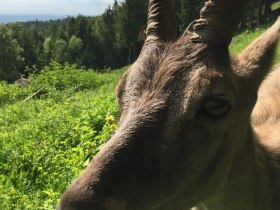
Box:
58;0;280;209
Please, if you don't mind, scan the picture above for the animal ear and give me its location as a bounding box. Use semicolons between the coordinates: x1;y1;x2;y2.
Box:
235;18;280;87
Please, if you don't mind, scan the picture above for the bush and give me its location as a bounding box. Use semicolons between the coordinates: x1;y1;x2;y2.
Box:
0;62;124;106
0;63;123;209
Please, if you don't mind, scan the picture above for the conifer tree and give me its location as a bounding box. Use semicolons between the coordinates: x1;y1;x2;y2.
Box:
0;25;23;82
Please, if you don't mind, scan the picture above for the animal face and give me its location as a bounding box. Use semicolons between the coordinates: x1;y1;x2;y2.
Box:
112;37;256;209
58;0;280;209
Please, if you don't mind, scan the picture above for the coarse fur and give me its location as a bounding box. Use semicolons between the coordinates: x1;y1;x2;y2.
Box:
58;0;280;209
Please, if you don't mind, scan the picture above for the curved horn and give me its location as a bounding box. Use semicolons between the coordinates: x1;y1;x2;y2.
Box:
186;0;251;45
146;0;177;42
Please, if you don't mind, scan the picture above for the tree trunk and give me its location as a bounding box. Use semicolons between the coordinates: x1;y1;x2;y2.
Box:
258;0;264;25
264;0;272;17
128;44;133;64
241;13;247;28
250;4;255;27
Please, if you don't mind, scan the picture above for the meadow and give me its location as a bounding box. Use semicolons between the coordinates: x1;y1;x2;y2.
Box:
1;21;280;209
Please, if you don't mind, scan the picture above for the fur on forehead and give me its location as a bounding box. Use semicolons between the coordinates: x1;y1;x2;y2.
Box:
140;35;232;91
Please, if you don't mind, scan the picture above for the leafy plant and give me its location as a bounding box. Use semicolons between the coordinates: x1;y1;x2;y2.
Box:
0;63;124;209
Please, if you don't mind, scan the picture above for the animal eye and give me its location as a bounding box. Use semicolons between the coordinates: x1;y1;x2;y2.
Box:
203;98;230;118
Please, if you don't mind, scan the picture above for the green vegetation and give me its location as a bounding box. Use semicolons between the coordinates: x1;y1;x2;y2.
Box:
272;1;280;10
230;20;280;62
0;62;124;209
1;20;280;209
0;25;23;82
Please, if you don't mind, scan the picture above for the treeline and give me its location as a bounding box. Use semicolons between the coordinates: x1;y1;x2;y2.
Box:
0;0;204;82
242;0;277;27
0;0;278;82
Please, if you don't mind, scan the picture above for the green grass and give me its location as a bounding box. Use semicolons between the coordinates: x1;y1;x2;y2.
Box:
272;1;280;11
1;20;280;209
0;62;125;209
230;19;280;62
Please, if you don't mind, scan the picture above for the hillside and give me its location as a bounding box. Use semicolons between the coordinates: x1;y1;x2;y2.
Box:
230;19;280;61
0;63;125;209
1;21;280;209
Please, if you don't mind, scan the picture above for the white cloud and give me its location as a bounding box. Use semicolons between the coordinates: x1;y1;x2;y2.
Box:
0;0;115;15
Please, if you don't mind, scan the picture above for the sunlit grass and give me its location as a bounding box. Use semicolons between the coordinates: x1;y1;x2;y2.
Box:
0;63;125;209
272;1;280;11
230;19;280;62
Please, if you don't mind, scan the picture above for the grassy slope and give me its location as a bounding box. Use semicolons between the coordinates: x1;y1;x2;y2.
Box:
230;20;280;61
1;20;280;209
0;63;124;209
272;1;280;10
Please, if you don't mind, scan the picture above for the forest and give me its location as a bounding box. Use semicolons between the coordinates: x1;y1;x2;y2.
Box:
0;0;278;82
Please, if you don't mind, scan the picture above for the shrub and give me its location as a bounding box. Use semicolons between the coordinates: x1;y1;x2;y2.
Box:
0;63;123;209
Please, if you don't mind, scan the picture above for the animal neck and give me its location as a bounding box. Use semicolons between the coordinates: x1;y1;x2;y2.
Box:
203;127;276;210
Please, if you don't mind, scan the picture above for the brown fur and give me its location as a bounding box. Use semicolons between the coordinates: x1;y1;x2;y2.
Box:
252;64;280;129
58;1;280;209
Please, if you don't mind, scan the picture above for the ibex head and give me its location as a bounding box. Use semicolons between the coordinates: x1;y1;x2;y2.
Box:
59;0;280;209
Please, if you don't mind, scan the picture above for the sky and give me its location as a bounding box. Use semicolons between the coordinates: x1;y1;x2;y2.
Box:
0;0;116;16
